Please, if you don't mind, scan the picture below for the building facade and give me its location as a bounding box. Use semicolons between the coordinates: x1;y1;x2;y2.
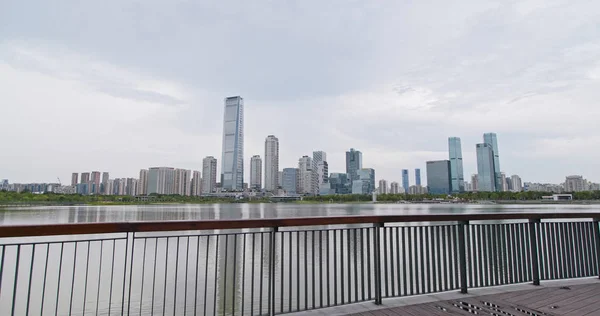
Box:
415;168;421;186
138;169;148;195
328;173;351;195
282;168;299;195
483;133;502;191
402;169;409;194
312;151;327;194
565;175;585;192
298;156;313;194
426;160;451;195
71;173;78;186
448;137;465;193
147;167;175;195
221;96;244;191
250;155;262;191
264;135;279;191
352;168;375;194
476;143;496;192
345;148;362;182
378;179;388;194
191;170;202;196
202;156;218;194
390;181;400;194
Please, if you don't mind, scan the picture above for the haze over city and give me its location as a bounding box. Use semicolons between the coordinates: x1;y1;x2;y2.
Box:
2;1;600;184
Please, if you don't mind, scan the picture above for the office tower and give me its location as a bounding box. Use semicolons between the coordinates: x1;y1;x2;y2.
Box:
138;169;148;195
379;179;389;194
390;182;400;194
565;175;585;192
352;168;375;194
448;137;465;193
402;169;409;193
191;171;202;196
264;135;279;191
471;174;479;192
278;171;283;188
500;172;508;192
250;155;262;191
282;168;299;195
81;172;90;184
316;161;329;194
345;148;362;182
70;173;78;186
328;173;351;195
426;160;452;195
147;167;176;195
221;96;244;191
415;168;421;186
298;156;313;194
483;133;501;191
510;175;522;192
202;156;218;193
312;151;327;194
476;143;496;192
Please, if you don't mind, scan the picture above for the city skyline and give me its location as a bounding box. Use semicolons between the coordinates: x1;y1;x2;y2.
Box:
3;1;600;184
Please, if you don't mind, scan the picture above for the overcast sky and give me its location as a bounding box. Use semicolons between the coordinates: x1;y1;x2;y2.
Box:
2;0;600;185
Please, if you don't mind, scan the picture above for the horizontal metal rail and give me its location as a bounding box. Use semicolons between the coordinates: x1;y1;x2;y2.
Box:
0;213;599;315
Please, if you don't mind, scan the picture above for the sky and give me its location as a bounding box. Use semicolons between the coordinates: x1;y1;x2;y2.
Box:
1;0;600;185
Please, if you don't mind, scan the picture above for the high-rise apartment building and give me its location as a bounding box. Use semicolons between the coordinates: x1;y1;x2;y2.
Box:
173;169;191;196
500;172;508;192
402;169;409;194
81;172;90;184
282;168;299;195
471;174;479;192
415;169;421;186
264;135;279;191
138;169;148;195
298;156;313;195
426;160;451;195
379;179;388;194
202;156;218;194
345;148;362;182
390;182;400;194
191;171;202;196
101;172;110;194
126;178;138;196
90;171;101;194
483;133;502;191
510;175;522;192
221;96;244;191
312;151;327;194
147;167;175;195
448;137;465;193
476;143;496;192
250;155;262;191
71;173;78;186
565;175;585;192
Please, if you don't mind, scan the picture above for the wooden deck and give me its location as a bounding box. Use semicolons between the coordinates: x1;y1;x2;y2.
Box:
353;283;600;316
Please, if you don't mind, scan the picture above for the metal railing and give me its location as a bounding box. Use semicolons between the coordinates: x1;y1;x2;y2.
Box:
0;213;599;315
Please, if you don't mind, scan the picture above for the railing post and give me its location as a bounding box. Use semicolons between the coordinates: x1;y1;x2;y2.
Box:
373;223;383;305
458;221;468;294
594;219;600;279
529;219;541;286
268;227;278;316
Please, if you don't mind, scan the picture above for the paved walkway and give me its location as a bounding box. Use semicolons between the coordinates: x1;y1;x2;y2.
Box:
292;278;600;316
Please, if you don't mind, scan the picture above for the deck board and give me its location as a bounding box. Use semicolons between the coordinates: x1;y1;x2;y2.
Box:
348;283;600;316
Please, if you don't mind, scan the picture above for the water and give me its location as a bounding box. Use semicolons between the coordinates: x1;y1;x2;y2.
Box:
0;204;598;316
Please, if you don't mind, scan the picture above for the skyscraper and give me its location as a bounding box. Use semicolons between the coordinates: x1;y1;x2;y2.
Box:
471;174;479;192
402;169;409;194
476;143;496;192
378;179;388;194
250;155;262;191
81;172;90;184
264;135;279;191
138;169;148;195
483;133;501;191
202;156;218;194
312;151;327;194
390;182;400;194
282;168;299;195
221;96;244;191
298;156;313;195
71;173;78;186
426;160;451;195
448;137;465;193
345;148;362;182
90;171;101;194
510;175;522;192
191;171;202;196
147;167;176;195
352;168;375;194
415;169;421;186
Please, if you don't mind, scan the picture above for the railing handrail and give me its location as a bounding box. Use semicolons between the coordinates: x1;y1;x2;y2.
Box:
1;212;600;238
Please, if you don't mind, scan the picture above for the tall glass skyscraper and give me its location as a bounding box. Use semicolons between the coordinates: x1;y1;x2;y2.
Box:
402;169;409;193
448;137;465;193
426;160;451;195
345;148;362;181
483;133;501;191
476;143;496;192
221;96;244;191
415;168;421;186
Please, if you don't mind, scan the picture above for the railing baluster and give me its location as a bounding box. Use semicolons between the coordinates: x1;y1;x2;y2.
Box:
594;219;600;278
150;239;158;316
269;228;277;316
11;245;21;316
40;244;50;315
241;234;247;315
529;219;541;286
25;244;35;316
232;235;237;316
137;239;147;316
56;243;65;316
373;223;383;305
320;230;324;308
457;221;468;294
95;241;104;316
280;232;285;313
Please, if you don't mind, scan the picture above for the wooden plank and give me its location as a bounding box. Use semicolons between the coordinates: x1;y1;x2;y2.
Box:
525;284;599;309
1;212;599;237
